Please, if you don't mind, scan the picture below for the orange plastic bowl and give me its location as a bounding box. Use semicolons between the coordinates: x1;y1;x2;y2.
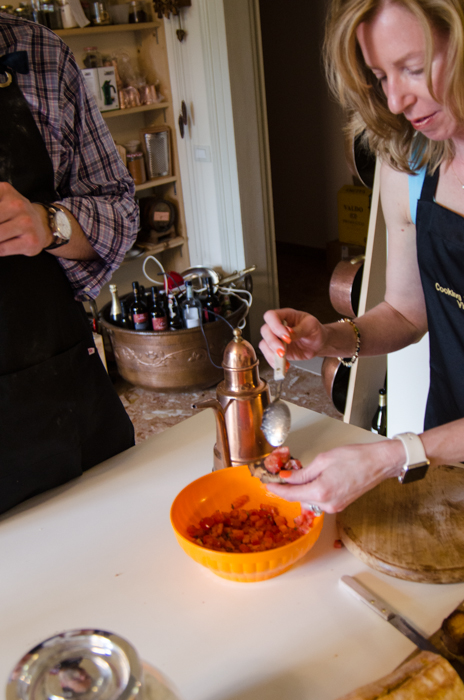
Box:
170;465;324;582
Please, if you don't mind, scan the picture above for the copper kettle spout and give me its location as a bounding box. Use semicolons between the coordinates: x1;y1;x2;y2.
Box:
192;398;232;469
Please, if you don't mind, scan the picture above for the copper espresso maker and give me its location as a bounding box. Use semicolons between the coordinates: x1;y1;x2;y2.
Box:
193;328;273;470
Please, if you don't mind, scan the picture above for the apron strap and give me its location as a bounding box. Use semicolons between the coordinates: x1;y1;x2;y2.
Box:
419;166;439;203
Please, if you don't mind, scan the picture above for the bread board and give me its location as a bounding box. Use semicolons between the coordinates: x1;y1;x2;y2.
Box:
337;464;464;583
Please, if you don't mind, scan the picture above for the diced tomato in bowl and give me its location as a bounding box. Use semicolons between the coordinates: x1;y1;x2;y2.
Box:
170;464;324;583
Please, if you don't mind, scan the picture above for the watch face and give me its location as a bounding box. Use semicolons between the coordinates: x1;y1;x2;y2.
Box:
55;209;72;240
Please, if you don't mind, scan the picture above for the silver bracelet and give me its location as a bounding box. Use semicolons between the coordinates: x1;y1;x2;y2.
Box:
337;318;361;367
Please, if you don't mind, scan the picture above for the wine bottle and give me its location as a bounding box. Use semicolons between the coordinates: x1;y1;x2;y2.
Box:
220;292;233;318
181;280;202;328
131;281;149;331
167;291;183;330
202;276;221;323
120;299;131;329
109;284;122;326
371;388;387;436
150;286;168;331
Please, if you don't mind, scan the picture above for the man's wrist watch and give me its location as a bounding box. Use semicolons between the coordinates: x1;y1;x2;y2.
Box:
394;432;430;484
43;204;72;250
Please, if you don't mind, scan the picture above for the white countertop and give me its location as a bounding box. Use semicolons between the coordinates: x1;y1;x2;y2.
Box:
1;404;464;700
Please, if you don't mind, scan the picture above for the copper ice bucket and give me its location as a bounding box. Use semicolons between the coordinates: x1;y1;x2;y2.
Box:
100;299;247;392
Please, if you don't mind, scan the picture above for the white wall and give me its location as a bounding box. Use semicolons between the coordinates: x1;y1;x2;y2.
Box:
387;336;430;436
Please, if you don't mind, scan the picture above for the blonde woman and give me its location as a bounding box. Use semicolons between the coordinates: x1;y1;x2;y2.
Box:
260;0;464;512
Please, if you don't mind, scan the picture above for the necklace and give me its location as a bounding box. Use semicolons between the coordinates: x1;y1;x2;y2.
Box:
451;161;464;189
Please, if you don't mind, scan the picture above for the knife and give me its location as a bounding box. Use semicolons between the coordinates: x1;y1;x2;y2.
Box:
340;575;464;680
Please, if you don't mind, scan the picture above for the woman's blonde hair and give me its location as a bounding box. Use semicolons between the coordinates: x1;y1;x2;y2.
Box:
323;0;464;172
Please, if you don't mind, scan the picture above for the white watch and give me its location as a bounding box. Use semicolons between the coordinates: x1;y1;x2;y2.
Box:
43;204;72;250
393;432;430;484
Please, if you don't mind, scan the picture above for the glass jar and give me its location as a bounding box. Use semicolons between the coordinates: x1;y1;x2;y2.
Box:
6;629;179;700
83;46;103;68
89;0;111;24
35;0;62;28
126;151;147;185
128;0;146;23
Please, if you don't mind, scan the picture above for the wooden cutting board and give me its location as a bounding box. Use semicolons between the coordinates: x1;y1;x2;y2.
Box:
337;464;464;583
335;598;464;699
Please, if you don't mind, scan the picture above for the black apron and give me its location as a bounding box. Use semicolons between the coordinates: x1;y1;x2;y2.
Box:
416;167;464;429
0;53;134;514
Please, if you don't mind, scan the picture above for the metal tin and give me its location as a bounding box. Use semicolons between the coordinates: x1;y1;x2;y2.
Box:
7;630;143;700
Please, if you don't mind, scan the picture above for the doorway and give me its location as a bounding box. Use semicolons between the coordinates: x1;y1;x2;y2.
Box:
258;0;346;323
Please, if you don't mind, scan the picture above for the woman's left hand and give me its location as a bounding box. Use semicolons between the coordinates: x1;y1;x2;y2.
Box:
265;440;405;513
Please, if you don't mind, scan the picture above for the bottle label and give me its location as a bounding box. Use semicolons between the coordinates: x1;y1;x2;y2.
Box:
133;312;149;330
184;308;201;328
152;316;168;331
204;306;222;322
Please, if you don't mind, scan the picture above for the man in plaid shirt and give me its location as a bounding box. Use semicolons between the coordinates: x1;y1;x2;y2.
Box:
0;13;139;514
0;13;138;296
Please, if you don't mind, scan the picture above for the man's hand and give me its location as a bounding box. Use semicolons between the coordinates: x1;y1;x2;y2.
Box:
0;181;54;256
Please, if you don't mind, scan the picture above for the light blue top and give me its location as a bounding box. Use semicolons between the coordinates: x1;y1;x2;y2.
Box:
409;166;427;224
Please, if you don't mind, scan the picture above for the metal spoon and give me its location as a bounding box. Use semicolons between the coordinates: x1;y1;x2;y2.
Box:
261;329;291;447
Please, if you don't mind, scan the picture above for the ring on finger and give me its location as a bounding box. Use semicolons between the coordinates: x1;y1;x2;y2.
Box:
304;503;323;516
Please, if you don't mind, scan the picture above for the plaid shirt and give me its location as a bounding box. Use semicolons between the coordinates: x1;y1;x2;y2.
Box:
0;14;139;299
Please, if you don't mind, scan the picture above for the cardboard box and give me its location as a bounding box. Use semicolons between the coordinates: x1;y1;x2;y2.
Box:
326;239;365;275
82;67;119;112
98;66;119;112
337;184;372;246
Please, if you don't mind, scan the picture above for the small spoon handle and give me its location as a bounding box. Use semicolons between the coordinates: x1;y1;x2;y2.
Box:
274;320;288;382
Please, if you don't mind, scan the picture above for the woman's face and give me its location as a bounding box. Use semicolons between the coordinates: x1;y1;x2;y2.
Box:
356;2;462;142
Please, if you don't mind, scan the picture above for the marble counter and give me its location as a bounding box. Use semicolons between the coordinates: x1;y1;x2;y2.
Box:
115;359;341;443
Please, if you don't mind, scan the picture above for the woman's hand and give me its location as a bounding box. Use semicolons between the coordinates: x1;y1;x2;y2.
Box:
259;308;328;366
265;440;406;513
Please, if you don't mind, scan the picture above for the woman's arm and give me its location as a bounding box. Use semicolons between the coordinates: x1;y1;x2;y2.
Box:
265;417;464;513
260;161;428;365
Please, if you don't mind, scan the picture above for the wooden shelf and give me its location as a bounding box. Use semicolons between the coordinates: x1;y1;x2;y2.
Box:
136;235;185;257
102;102;169;119
56;21;159;37
135;175;177;192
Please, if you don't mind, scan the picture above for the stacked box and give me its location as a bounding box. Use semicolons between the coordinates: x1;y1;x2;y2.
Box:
337;184;372;246
82;66;119;112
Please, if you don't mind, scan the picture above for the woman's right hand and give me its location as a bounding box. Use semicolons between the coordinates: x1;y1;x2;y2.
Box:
259;308;328;367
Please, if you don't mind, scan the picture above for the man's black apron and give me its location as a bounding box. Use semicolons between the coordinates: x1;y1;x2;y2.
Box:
0;53;134;514
416;167;464;429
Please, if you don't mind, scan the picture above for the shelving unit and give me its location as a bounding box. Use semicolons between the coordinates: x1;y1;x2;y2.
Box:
55;14;189;275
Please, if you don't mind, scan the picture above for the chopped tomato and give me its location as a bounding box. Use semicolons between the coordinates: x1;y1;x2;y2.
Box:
286;458;303;470
294;511;315;534
264;446;291;473
333;539;344;549
232;494;250;509
187;495;314;553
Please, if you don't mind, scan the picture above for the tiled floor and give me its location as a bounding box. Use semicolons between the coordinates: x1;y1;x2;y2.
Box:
114;244;343;443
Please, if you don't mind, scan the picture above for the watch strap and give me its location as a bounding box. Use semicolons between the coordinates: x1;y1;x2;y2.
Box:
42;204;71;250
394;432;430;484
